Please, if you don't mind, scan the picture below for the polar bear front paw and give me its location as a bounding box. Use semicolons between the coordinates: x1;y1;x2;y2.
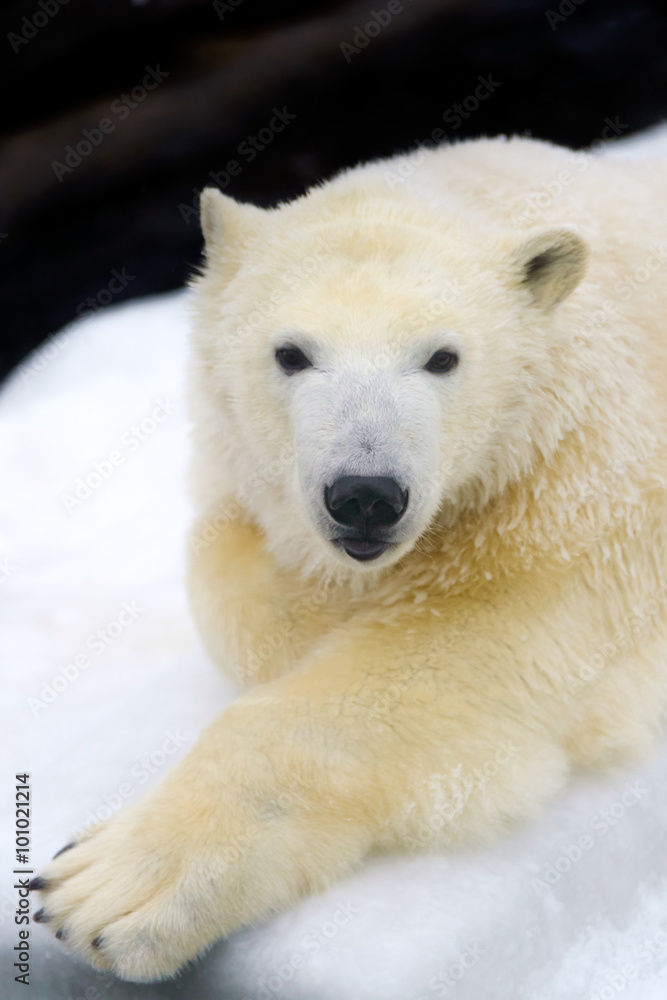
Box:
29;803;236;982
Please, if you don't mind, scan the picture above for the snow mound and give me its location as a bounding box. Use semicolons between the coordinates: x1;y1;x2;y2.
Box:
3;128;667;999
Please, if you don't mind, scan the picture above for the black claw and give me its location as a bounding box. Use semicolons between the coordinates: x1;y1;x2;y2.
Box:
53;842;75;859
33;908;50;923
91;937;102;950
55;928;66;941
29;877;48;891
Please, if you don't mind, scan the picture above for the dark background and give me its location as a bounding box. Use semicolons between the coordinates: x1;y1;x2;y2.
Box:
1;0;666;381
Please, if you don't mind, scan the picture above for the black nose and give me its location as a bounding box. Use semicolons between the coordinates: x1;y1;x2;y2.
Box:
324;476;408;530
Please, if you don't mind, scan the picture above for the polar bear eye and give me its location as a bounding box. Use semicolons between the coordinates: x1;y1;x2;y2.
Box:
275;345;312;374
425;349;458;374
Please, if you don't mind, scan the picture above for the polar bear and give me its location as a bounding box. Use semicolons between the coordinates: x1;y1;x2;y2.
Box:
31;135;667;981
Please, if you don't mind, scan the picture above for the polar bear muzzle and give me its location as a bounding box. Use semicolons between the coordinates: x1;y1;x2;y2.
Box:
324;475;408;561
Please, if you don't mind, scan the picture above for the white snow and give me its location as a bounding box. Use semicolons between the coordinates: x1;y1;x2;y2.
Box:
3;127;667;999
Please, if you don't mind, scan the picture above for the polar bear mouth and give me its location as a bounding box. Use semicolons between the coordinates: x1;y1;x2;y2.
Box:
334;538;390;561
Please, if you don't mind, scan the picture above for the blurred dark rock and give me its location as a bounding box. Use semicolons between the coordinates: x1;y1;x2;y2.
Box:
1;0;666;379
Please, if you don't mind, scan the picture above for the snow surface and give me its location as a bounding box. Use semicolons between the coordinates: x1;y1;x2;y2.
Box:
3;127;667;999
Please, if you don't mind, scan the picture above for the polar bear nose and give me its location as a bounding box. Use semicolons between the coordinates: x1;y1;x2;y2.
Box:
325;476;408;530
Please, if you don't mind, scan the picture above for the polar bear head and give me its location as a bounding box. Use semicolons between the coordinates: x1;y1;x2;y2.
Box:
190;183;587;579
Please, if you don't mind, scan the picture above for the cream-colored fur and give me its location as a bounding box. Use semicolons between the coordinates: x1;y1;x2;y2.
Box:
33;136;667;981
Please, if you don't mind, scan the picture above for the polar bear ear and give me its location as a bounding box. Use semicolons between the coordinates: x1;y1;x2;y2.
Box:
514;229;588;309
199;188;265;262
